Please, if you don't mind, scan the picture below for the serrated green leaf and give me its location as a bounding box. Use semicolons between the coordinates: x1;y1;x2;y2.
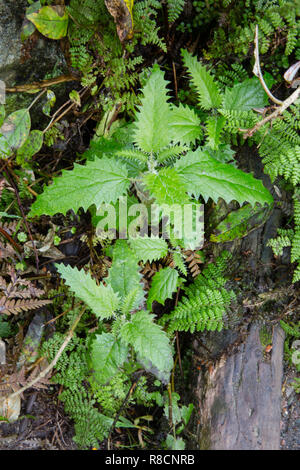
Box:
121;287;143;316
157;145;188;164
29;157;130;217
172;251;187;276
16;130;43;165
56;264;120;319
143;168;190;206
182;49;222;110
175;149;273;206
133;67;172;153
90;333;128;384
129;236;168;263
147;267;179;309
169;104;201;145
27;5;69;40
116;148;148;163
120;310;173;376
107;240;144;309
0;109;31;152
222;78;269;111
210;203;273;242
205;116;226;150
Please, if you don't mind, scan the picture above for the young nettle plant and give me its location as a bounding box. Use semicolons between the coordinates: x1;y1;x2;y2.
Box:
28;56;273;383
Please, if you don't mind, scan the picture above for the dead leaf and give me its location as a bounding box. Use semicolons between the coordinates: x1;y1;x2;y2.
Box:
105;0;134;42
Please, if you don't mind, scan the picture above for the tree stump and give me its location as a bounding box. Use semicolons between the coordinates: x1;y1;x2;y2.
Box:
195;322;285;449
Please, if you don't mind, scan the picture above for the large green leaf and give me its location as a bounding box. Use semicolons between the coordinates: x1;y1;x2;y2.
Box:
27;5;69;39
143;168;190;206
175;149;273;206
133;66;172;153
210;203;273;242
90;333;128;384
129;236;168;263
222;78;269;111
120;310;173;376
169;104;201;145
29;157;130;216
147;267;179;310
0;109;31;154
182;49;222;110
107;240;144;309
56;264;120;319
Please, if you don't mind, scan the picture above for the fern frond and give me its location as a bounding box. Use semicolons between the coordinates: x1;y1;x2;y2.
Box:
172;251;187;276
0;298;51;315
167;0;185;23
157;144;188;164
160;251;235;333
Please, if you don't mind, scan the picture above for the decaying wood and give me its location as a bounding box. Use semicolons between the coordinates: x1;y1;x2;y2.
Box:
196;324;285;450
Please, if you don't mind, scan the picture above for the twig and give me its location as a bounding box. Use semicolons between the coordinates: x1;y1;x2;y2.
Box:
241;24;300;138
0;306;86;404
253;25;283;105
5;169;39;272
174;287;183;377
43;87;89;134
27;89;47;111
6;75;79;94
167;382;173;428
242;85;300;138
0;226;22;255
107;372;143;450
172;61;178;101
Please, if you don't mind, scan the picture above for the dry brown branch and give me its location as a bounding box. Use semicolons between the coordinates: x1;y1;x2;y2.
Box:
0;306;86;404
242;86;300;138
253;25;283;105
5;75;79;94
242;25;300;138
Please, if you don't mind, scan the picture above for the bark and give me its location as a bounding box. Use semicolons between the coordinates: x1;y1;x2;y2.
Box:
195;324;285;450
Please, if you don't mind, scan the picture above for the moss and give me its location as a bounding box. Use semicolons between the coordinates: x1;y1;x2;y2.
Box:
199;424;212;450
259;324;273;349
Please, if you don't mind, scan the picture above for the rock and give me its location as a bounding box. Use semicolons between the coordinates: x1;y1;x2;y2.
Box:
0;0;66;85
0;0;69;120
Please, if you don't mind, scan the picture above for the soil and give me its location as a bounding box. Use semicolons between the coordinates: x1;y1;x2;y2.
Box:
0;387;77;450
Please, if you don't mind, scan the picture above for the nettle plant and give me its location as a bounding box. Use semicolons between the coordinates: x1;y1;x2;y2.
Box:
29;52;273;384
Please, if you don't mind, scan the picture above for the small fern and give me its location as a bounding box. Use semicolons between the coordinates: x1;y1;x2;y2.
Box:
160;251;236;333
167;0;185;23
